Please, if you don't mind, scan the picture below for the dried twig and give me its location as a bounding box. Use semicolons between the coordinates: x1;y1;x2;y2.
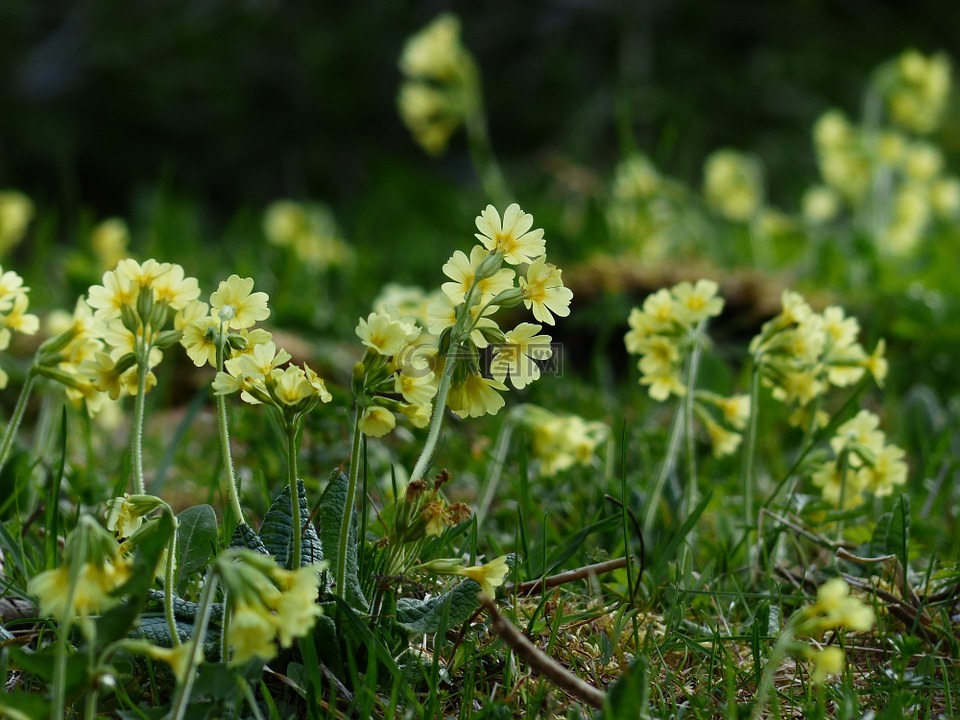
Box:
478;596;606;709
505;557;632;597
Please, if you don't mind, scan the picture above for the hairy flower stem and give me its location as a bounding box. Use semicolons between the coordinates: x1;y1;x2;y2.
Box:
682;325;706;521
286;422;301;570
740;365;762;531
130;346;150;495
169;569;220;720
408;357;456;486
0;369;36;477
336;409;363;592
642;400;686;536
215;325;244;523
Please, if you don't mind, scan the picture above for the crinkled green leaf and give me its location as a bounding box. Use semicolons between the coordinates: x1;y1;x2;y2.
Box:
311;611;343;678
146;589;224;624
259;480;322;569
395;579;483;634
132;615;221;657
228;521;268;555
318;471;368;611
177;505;220;594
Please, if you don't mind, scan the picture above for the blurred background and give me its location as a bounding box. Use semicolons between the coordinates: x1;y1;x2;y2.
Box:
3;0;959;221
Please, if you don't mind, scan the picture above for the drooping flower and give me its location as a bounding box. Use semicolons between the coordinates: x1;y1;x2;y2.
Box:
490;323;553;390
455;556;509;598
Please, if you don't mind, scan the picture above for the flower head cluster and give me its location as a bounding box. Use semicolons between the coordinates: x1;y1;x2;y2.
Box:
424;203;571;419
0;265;39;388
89;218;130;271
703;149;764;222
82;259;201;398
352;308;436;437
389;471;472;548
809;409;908;507
0;191;34;255
27;515;132;625
397;13;478;155
625;279;723;401
263;200;351;270
749;291;886;428
782;578;875;684
519;405;609;477
217;550;325;665
882;50;951;135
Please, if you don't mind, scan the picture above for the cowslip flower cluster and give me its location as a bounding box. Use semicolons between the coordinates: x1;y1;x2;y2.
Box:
27;516;132;626
809;409;908;507
519;405;609;477
82;259;201;398
749;291;887;428
881;49;951;135
794;578;875;683
263;200;351;270
425;203;572;419
0;191;34;255
353;308;436;437
89;218;130;272
397;13;477;155
0;265;39;388
218;550;325;665
702;149;764;222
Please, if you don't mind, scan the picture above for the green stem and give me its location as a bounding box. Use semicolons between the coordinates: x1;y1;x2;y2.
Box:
336;409;363;593
740;363;762;530
84;633;98;720
131;344;150;495
752;620;797;720
215;325;244;523
475;406;522;527
642;397;686;535
0;369;36;477
168;568;220;720
682;326;706;520
286;420;301;570
164;531;180;647
408;357;456;486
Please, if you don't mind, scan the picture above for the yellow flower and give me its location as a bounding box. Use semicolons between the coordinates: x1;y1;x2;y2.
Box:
490;322;552;390
152;263;200;310
359;405;396;438
447;372;506;418
356;310;419;356
399;13;467;83
831;410;885;462
143;642;202;683
82;352;125;400
672;279;723;324
704;418;742;458
804;578;875;633
474;204;545;266
861;340;888;386
180;315;220;367
268;564;324;649
400;402;432;428
802;185;841;224
303;364;333;403
858;444;908;497
210;275;270;330
519;256;572;325
228;601;278;664
28;557;132;622
105;494;145;539
455;556;509;598
426;294;499;348
87;268;136;319
270;365;313;406
806;646;845;684
641;367;686;402
441;245;516;305
0;292;39;337
90;218;129;270
395;368;438;405
0;191;34;253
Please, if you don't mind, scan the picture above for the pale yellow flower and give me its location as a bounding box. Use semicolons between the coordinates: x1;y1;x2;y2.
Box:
806;578;875;633
356;310;419;356
447;372;506;418
474;204;545;266
210;275;270;330
455;556;509;598
359;405;397;438
425;293;499;348
180;315;220;368
143;642;202;683
399;13;467;82
704;418;742;458
0;191;34;253
807;646;845;684
105;494;145;539
271;365;314;406
640;367;686;401
395;368;438;405
441;245;516;305
519;256;572;325
228;601;278;664
400;402;432;428
268;564;324;648
858;444;908;497
490;322;552;390
831;410;885;462
90;218;129;269
86;269;136;319
672;279;723;324
152;263;200;310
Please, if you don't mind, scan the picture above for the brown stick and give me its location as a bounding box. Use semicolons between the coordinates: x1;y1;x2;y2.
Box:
478;596;606;709
505;557;631;597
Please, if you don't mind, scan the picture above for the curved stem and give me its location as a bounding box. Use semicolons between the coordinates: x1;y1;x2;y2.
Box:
168;568;220;720
286;420;301;570
215;323;244;523
0;369;36;477
408;358;456;486
642;398;686;535
740;365;762;530
336;408;363;592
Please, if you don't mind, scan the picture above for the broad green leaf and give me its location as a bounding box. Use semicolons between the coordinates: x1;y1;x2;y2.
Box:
177;505;219;594
228;521;268;555
395;579;483;634
132;615;221;656
318;471;368;611
258;480;323;569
